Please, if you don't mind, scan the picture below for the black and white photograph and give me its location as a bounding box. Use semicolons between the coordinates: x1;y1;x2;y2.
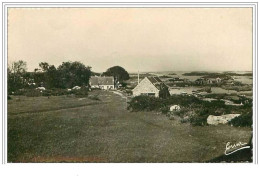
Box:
0;1;259;189
5;4;256;163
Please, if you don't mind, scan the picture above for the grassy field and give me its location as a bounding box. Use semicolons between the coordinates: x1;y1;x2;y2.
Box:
8;90;252;162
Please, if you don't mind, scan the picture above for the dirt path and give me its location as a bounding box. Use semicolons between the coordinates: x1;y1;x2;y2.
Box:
111;90;126;98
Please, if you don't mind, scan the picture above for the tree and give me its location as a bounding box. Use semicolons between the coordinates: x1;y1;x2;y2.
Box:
8;60;27;93
57;61;92;88
39;62;50;72
34;63;61;88
45;65;60;88
9;60;27;75
159;85;170;99
33;62;50;87
103;66;129;83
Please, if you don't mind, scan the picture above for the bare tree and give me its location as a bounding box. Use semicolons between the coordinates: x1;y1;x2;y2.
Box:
8;60;27;92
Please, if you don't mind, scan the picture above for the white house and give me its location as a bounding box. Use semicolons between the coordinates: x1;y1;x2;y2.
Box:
132;76;169;98
89;76;115;90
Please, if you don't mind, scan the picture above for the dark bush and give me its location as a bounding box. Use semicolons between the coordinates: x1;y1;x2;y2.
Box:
128;96;162;111
72;87;88;97
159;87;171;99
229;111;253;127
160;106;169;114
42;89;53;96
204;93;226;99
190;115;208;126
189;109;211;126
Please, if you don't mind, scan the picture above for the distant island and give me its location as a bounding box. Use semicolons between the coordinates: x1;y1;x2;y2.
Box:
183;71;252;77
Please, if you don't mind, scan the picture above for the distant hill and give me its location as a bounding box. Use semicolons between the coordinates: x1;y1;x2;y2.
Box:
182;72;219;76
223;72;253;76
183;71;252;77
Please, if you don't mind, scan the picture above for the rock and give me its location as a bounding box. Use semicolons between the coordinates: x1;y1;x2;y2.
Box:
36;87;46;91
170;105;181;111
72;86;81;90
207;114;241;125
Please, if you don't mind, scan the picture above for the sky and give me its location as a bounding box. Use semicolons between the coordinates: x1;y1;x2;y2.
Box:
8;8;252;73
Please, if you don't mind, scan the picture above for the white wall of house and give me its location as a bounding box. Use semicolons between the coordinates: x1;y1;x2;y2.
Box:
91;85;100;88
132;77;160;97
90;84;114;90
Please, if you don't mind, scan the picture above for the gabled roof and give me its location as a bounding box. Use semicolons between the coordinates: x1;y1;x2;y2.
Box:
90;76;114;85
147;77;167;90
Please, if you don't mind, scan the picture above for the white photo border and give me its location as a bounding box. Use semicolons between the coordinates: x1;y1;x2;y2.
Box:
1;1;258;164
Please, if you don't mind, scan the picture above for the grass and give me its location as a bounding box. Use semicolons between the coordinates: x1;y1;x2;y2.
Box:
8;91;252;162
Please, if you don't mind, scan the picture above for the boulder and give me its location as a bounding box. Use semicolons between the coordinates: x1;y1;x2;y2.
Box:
170;105;181;111
72;86;81;90
36;87;46;91
207;114;241;125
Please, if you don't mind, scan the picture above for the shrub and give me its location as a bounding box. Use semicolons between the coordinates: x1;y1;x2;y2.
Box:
160;106;169;114
204;93;226;99
128;96;162;111
190;114;208;126
72;87;88;97
128;94;252;127
41;90;52;96
180;116;190;123
229;111;253;127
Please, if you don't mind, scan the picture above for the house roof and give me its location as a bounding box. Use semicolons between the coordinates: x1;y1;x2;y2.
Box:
147;76;167;90
90;76;114;85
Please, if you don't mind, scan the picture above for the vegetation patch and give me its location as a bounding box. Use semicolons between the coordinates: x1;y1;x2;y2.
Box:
229;111;253;127
128;95;252;127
